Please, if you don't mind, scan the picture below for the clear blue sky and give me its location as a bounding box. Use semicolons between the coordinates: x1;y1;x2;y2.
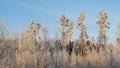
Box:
0;0;120;44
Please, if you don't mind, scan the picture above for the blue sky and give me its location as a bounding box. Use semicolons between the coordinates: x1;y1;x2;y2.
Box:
0;0;120;44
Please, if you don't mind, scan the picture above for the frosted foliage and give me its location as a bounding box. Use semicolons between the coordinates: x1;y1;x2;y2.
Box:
14;20;41;68
96;10;110;47
1;10;120;68
76;12;88;41
56;15;73;47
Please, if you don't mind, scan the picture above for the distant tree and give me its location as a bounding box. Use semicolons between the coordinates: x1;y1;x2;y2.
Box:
0;20;10;68
0;20;8;44
73;12;89;56
96;10;110;48
56;14;73;47
15;20;41;68
116;20;120;45
76;12;88;47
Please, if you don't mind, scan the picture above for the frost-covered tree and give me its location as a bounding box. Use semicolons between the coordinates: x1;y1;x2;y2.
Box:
76;12;88;47
56;14;73;47
15;20;41;68
116;20;120;45
96;10;110;48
